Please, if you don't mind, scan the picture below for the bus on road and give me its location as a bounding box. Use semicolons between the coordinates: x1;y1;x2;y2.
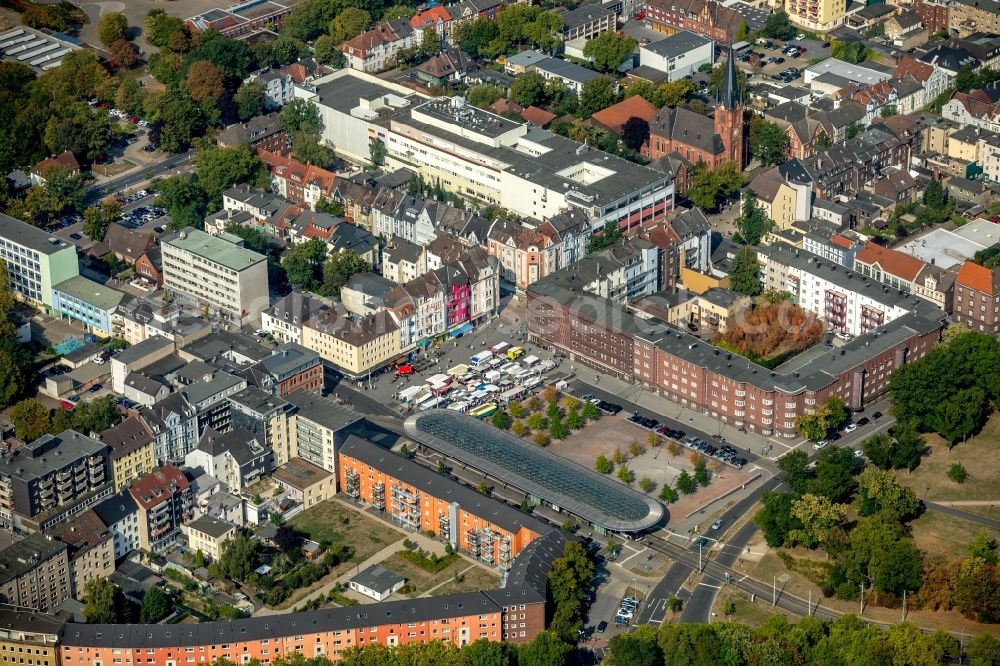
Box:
469;403;498;419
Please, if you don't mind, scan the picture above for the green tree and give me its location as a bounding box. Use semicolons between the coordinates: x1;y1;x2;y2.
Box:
280;98;323;136
676;470;696;494
74;396;124;433
754;491;802;547
748;117;790;167
830;40;869;63
584;31;637;73
282;238;328;291
98;12;129;47
328;7;372;44
659;485;678;503
789;493;846;548
251;36;309;68
762;10;796;39
10;399;49;442
154;174;209;229
369;138;386;168
218;531;259;582
527;412;546;430
321;250;371;298
582;401;600;421
608;628;661;666
857;466;920;519
518;631;572;666
880;104;897;117
639;477;655;493
467;84;505;109
82;200;122;242
313;35;345;67
281;0;340;41
655;79;697;108
595;455;613;474
621;116;650;151
315;198;344;217
968;634;1000;665
25;165;85;219
729;246;762;297
796;412;827;442
687;160;743;211
549;418;567;440
969;531;999;565
509;72;547;107
693;459;710;487
155;90;206;153
83;579;132;624
234;82;266;122
383;5;416;20
491;410;512;430
144;10;186;49
139;585;173;623
617;465;633;484
293;132;337;168
931;387;986;445
194;144;267;203
579;75;621;118
954;556;1000;621
421;26;440;55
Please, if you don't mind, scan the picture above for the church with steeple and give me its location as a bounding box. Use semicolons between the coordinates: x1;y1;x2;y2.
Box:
642;44;746;190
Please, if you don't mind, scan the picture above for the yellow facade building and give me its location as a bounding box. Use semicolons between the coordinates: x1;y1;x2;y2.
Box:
301;310;400;378
98;416;156;492
0;609;64;666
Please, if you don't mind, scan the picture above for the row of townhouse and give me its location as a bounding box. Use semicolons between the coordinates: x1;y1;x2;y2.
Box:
260;247;499;377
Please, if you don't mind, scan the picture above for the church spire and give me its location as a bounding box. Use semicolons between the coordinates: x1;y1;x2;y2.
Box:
718;43;741;111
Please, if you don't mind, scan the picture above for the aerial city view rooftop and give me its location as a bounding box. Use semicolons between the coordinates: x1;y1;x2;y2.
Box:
0;0;997;662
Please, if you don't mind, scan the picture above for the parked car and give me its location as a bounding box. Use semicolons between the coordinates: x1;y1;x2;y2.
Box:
813;440;829;450
60;400;74;410
844;423;857;432
857;417;870;426
596;621;607;633
89;384;102;393
871;411;882;420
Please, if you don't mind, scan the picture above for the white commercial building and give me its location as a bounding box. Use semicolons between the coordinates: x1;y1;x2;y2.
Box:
162;228;270;325
759;244;917;338
639;30;714;81
299;70;674;232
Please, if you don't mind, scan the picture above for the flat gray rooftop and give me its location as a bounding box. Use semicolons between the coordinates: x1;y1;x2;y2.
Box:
404;411;665;532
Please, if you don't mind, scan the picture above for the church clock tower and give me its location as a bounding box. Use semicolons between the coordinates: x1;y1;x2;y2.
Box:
713;44;746;168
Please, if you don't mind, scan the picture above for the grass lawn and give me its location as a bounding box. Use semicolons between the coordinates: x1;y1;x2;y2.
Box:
380;552;501;598
910;510;999;564
894;413;1000;502
93;159;135;177
277;502;406;609
713;588;788;628
288;502;403;561
426;563;501;597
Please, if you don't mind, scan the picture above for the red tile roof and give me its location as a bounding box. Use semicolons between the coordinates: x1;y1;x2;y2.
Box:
855;242;924;282
521;106;556;127
128;465;189;510
956;261;996;295
830;234;854;249
32;151;79;176
411;5;452;29
590;95;659;135
894;56;933;83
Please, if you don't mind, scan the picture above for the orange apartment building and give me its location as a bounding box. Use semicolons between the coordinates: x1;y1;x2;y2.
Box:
57;528;568;660
338;435;549;569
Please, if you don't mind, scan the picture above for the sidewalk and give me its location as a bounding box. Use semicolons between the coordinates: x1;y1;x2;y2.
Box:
573;373;796;461
255;499;480;616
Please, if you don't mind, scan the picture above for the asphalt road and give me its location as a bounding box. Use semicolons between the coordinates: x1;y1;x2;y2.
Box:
84;149;194;204
924;501;1000;530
